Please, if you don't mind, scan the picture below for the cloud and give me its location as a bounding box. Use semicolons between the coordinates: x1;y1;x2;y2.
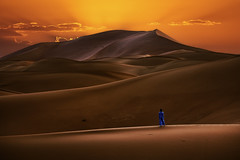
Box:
55;36;77;42
57;23;82;30
0;22;106;32
169;19;222;26
13;38;31;45
0;22;83;31
147;22;161;26
55;36;68;42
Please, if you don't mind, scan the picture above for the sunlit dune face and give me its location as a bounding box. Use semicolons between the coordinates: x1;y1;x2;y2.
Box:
0;0;239;56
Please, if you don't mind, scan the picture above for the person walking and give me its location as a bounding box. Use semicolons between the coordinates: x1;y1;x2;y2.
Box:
159;109;165;127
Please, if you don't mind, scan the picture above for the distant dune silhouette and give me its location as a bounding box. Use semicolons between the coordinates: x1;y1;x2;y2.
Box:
1;29;211;61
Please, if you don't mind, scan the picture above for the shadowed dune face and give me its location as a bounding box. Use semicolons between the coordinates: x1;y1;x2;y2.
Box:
0;29;239;136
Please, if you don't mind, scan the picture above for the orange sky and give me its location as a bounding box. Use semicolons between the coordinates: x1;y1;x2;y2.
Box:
0;0;239;57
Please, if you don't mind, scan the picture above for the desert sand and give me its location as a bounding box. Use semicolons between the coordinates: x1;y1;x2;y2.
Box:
0;125;239;160
0;56;240;135
0;29;239;159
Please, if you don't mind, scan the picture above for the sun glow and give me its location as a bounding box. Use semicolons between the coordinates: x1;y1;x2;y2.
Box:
72;0;143;26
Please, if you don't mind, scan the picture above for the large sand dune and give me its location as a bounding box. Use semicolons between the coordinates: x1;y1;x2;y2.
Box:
0;29;210;61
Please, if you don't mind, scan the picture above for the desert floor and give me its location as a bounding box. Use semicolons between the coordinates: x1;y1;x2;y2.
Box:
0;124;239;160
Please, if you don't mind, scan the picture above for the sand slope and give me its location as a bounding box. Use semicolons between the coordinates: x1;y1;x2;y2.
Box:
0;125;239;160
0;57;240;135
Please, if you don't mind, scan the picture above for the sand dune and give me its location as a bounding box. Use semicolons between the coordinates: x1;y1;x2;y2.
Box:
0;125;239;160
0;57;240;135
1;29;210;61
0;58;142;93
0;56;200;93
0;50;237;93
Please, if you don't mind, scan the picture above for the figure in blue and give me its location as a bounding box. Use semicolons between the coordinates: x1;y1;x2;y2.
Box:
159;109;165;127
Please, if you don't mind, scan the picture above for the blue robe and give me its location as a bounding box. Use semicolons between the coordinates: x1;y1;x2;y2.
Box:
159;111;165;126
